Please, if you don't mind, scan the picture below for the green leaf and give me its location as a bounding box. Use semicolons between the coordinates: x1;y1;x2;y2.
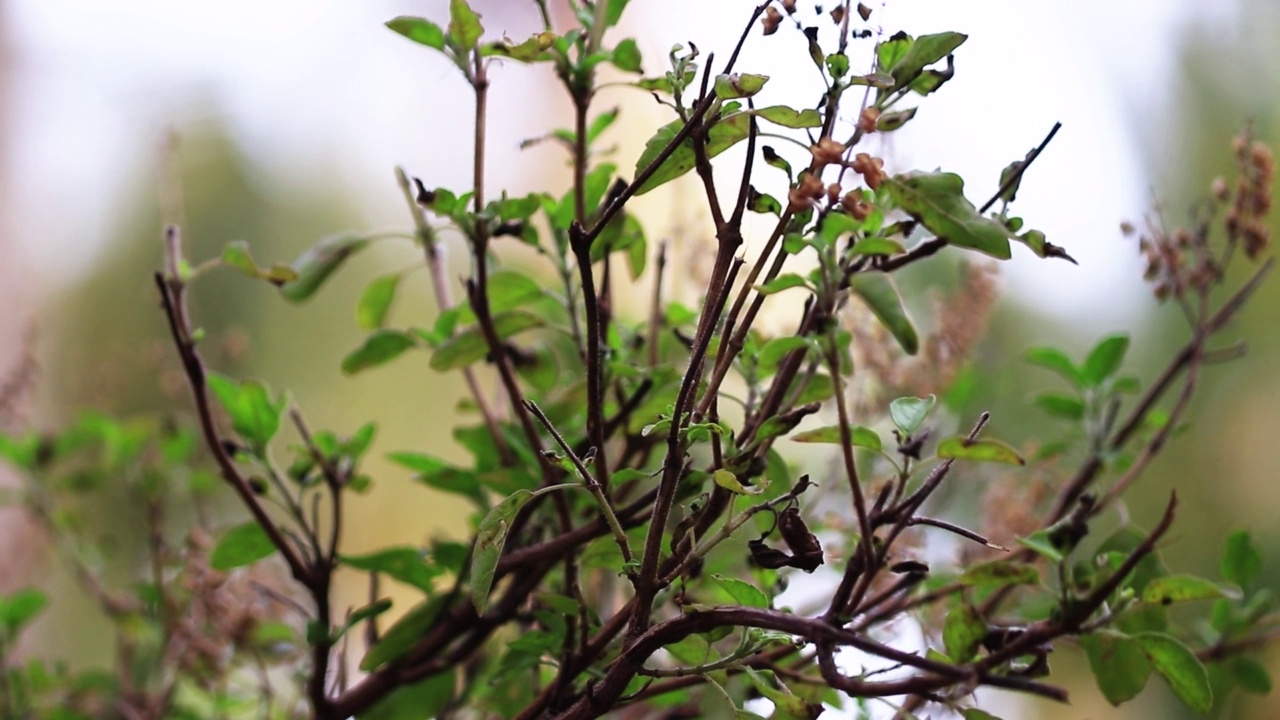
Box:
850;273;919;355
876;107;917;132
850;237;905;256
357;273;403;330
1141;574;1238;606
885;32;966;92
471;489;535;613
711;573;769;609
342;330;418;375
875;33;913;74
1033;392;1084;420
0;588;48;636
1082;334;1129;386
362;669;455;720
205;373;285;452
713;469;767;495
825;52;849;80
752;106;823;129
1221;530;1263;589
448;0;483;49
957;560;1039;589
360;595;448;671
341;547;442;593
210;521;277;571
889;395;935;436
942;604;985;663
280;234;372;302
429;310;544;372
1024;346;1085;387
758;336;810;377
386;16;446;50
756;273;808;295
960;711;1004;720
587;107;620;142
634;111;752;195
790;424;881;451
1082;632;1153;706
451;271;544;325
1227;656;1273;695
1135;633;1212;712
935;437;1025;465
611;38;643;72
887;172;1013;260
713;73;769;99
1018;529;1064;563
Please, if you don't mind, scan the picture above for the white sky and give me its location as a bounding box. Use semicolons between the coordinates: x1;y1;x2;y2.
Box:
2;0;1237;324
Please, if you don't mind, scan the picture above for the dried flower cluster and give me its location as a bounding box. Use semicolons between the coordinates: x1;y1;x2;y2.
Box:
1130;131;1273;302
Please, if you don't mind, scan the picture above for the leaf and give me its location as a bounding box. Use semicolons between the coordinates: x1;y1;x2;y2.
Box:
1024;346;1085;387
756;337;809;380
429;310;544;371
448;0;483;49
360;595;448;671
876;107;917;132
942;604;985;663
362;669;455;720
887;172;1013;260
205;373;285;453
1227;656;1273;695
1135;632;1213;712
889;395;935;436
280;234;371;302
756;273;808;295
1033;392;1085;420
1222;530;1263;589
587;107;620;142
885;32;966;92
471;489;535;613
451;271;544;325
960;711;1004;720
634;111;752;195
850;273;919;355
1082;334;1129;386
1081;632;1152;706
713;469;767;495
357;273;403;330
210;522;277;570
1018;529;1064;563
0;588;48;636
957;560;1039;589
341;547;443;593
713;73;769;99
752;105;823;129
1141;574;1238;606
791;424;881;451
611;38;642;72
386;16;446;50
936;437;1025;465
711;574;769;609
850;237;905;256
342;330;417;375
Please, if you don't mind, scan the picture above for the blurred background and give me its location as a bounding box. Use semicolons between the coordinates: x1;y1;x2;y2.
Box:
0;0;1276;717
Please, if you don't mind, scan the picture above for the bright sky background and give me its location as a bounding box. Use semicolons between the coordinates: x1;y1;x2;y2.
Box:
5;0;1240;328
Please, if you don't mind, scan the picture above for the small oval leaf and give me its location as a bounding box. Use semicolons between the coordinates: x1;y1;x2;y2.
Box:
211;521;277;571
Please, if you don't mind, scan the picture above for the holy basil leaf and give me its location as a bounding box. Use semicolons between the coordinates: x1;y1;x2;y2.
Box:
280;234;372;303
634;111;752;195
386;16;447;50
887;172;1013;260
889;395;935;436
471;489;535;613
210;521;277;571
205;373;285;452
342;330;418;375
849;273;919;355
429;311;544;371
935;437;1026;465
357;273;403;330
341;547;442;593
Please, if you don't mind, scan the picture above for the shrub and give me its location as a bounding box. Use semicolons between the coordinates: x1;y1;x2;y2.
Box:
2;2;1277;718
